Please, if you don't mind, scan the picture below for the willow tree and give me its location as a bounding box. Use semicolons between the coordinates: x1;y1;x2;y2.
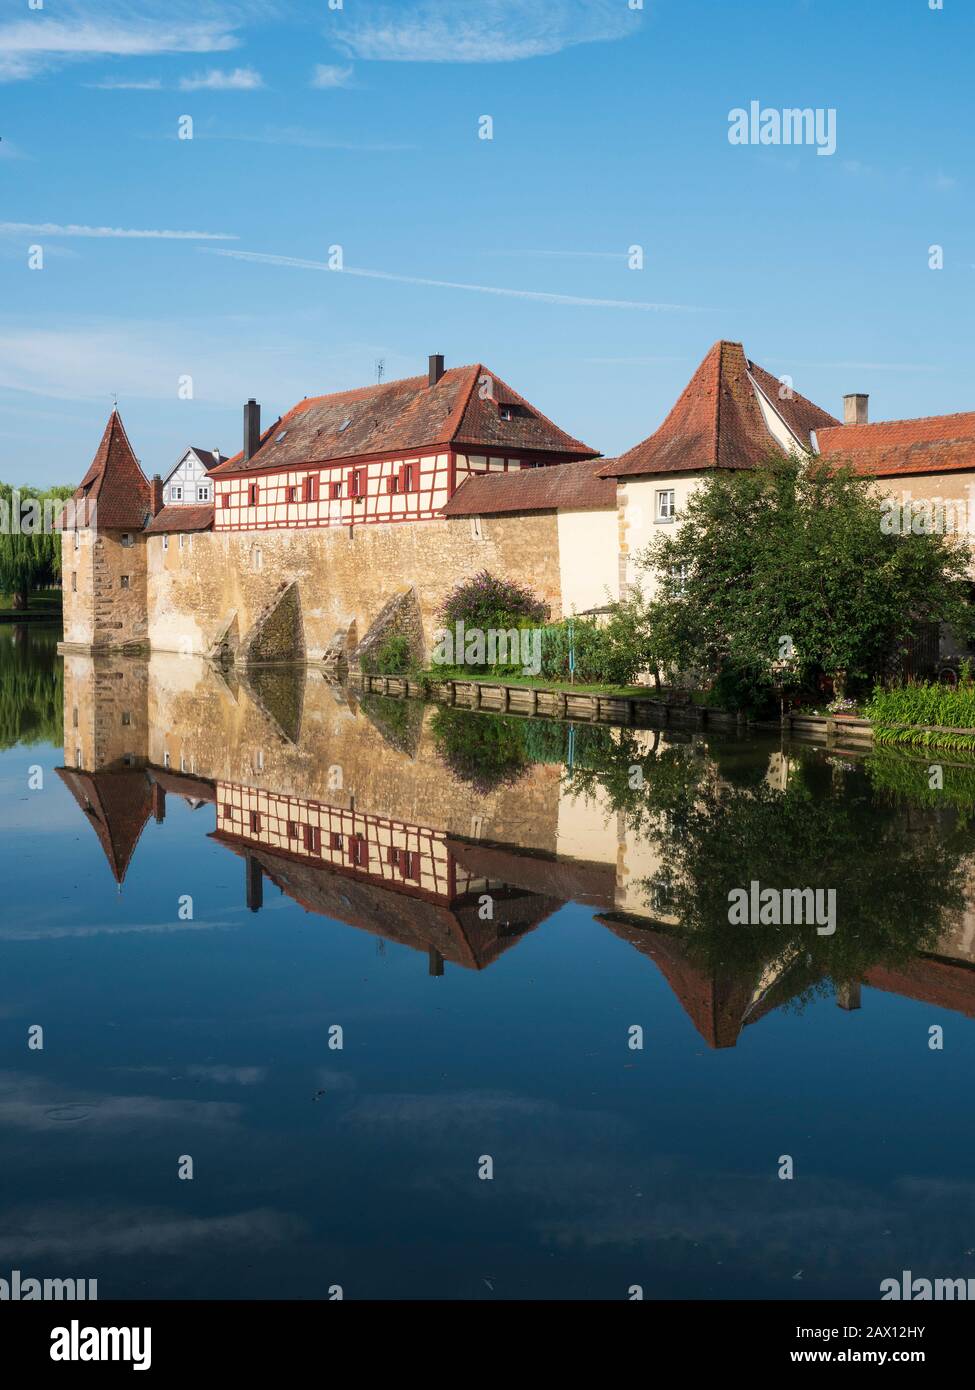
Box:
0;483;74;610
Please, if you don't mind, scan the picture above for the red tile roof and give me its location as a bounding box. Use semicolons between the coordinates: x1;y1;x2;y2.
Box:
56;765;154;885
442;457;615;517
816;412;975;477
214;364;597;476
59;410;151;531
599;341;837;479
144;503;214;534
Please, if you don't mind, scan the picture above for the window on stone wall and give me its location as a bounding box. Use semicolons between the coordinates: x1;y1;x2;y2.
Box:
121;712;131;726
162;534;169;551
71;572;77;591
470;516;483;541
120;575;130;589
251;547;263;572
121;533;134;548
73;531;80;550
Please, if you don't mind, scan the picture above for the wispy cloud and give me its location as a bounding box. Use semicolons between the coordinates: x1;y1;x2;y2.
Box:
483;249;629;261
192;126;414;152
204;248;702;312
86;76;164;90
334;0;641;63
179;65;263;91
772;359;942;374
311;63;355;90
0;222;237;240
0;4;241;83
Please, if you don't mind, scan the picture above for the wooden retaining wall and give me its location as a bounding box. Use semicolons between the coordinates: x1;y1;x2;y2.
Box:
354;673;747;729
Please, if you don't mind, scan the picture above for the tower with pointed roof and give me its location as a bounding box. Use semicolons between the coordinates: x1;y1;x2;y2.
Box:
59;409;152;653
596;341;838;598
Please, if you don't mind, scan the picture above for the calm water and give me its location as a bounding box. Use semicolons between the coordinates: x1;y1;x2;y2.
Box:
2;622;975;1300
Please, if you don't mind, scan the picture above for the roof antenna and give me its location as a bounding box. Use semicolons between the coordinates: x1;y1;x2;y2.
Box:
376;358;385;384
112;392;118;409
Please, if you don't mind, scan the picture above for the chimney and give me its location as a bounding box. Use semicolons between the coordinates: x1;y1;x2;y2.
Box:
212;448;222;467
151;782;166;825
150;474;164;516
428;353;445;388
843;393;869;426
243;399;261;460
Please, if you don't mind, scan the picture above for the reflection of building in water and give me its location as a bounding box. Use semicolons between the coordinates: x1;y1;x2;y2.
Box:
57;652;975;1039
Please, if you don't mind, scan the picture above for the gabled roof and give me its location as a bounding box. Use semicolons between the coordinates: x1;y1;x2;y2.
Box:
60;409;151;530
214;364;597;476
56;765;154;885
161;447;223;486
815;411;975;477
442;457;615;517
599;342;837;479
144;504;214;535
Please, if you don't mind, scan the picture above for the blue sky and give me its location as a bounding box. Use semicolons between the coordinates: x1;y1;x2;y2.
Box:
1;0;972;488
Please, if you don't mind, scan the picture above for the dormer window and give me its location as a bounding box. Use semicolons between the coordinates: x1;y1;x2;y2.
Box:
499;406;514;421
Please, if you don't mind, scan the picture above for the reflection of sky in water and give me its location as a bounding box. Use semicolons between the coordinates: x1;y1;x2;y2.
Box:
2;628;975;1299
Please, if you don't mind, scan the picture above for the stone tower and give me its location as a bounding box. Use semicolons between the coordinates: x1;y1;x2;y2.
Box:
58;410;152;653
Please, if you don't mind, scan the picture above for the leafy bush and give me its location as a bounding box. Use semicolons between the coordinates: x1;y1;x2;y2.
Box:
364;633;415;675
438;570;549;630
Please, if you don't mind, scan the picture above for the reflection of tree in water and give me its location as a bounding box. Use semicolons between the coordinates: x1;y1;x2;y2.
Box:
430;709;619;795
567;735;973;1002
0;624;63;750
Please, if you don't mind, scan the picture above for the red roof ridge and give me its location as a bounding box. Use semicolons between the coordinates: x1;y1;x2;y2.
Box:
818;408;975;435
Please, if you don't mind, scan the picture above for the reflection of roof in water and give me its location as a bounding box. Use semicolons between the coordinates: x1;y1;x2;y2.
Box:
447;837;616;908
865;955;975;1020
56;764;154;885
597;914;805;1049
214;831;564;970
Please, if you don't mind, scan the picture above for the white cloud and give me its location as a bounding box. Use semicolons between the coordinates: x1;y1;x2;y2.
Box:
0;5;241;83
205;248;702;312
311;63;354;89
0;318;330;406
179;65;263;90
335;0;641;63
197;125;413;152
0;222;237;240
87;76;164;90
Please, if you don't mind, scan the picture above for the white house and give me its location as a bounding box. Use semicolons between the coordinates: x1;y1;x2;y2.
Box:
163;447;223;507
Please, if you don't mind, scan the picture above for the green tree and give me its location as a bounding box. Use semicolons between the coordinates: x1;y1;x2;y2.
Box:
0;483;74;610
639;453;972;710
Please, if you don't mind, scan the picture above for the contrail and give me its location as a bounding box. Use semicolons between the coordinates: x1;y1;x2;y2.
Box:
203;247;701;312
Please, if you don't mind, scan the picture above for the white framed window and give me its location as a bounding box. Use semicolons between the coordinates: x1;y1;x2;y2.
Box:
655;489;676;522
198;485;210;501
669;562;690;593
172;486;183;501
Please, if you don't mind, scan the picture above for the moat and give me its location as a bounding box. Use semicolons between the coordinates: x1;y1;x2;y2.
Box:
2;622;975;1300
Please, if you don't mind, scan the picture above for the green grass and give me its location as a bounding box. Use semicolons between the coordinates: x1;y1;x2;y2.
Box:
416;667;655;698
0;589;62;615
